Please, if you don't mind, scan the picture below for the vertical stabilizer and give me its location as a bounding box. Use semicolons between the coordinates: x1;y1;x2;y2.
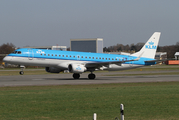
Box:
131;32;161;59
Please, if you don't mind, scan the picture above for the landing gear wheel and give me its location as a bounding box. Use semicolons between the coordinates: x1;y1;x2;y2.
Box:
19;71;24;75
19;65;25;75
88;73;96;79
73;73;80;79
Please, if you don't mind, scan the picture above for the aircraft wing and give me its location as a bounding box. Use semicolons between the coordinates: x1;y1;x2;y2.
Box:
85;57;140;68
84;51;148;68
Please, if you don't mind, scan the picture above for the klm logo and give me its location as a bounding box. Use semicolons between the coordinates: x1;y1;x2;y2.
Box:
36;50;45;54
145;41;157;49
76;66;81;71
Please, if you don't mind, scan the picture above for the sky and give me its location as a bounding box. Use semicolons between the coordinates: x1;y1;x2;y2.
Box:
0;0;179;48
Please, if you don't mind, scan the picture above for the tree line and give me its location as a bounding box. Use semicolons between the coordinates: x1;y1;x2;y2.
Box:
0;43;16;63
103;42;179;58
0;42;179;63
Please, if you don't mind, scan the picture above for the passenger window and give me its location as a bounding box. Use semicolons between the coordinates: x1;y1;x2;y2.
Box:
109;58;110;60
89;57;91;59
66;55;68;57
44;54;46;56
55;55;57;56
52;54;53;56
63;55;64;57
99;57;101;59
106;58;107;60
81;56;83;58
70;55;71;57
73;56;75;58
112;58;114;60
59;55;61;57
96;57;98;59
85;56;87;58
93;57;94;59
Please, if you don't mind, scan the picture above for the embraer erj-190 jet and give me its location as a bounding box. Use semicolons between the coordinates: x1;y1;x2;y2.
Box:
3;32;161;79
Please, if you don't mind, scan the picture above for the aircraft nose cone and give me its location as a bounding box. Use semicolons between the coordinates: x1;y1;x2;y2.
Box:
3;56;11;62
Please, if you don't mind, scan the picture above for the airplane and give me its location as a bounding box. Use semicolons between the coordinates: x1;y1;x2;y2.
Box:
3;32;161;79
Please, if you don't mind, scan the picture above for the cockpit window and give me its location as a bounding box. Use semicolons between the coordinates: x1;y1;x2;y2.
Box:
12;51;21;54
18;51;21;54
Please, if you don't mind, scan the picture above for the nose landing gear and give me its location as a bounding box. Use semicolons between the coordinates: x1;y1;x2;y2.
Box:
19;65;25;75
19;71;24;75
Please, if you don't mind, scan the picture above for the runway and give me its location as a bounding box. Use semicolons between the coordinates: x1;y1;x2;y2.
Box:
0;71;179;87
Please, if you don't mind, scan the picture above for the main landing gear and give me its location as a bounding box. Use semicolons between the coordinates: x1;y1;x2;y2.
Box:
72;72;96;79
88;73;96;79
73;73;80;79
19;65;25;75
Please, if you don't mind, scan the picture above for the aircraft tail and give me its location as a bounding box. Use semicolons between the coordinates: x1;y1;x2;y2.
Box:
131;32;161;59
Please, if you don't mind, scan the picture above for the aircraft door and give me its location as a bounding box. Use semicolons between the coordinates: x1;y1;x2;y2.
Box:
28;49;34;60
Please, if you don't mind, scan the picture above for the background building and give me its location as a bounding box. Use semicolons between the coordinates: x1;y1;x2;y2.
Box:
155;52;167;60
70;38;103;53
175;52;179;60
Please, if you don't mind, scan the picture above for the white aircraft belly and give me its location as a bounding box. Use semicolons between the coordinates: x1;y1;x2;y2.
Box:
8;56;90;68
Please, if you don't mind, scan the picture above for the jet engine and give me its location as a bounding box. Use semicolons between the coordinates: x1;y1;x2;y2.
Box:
68;64;87;73
45;67;62;73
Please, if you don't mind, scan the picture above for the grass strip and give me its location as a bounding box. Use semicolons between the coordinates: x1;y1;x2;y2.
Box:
0;82;179;120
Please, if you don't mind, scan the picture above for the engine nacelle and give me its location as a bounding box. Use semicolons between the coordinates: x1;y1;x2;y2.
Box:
68;64;86;73
45;67;62;73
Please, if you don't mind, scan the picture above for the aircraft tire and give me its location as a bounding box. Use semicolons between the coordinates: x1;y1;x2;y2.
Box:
19;71;24;75
73;73;80;79
88;73;96;79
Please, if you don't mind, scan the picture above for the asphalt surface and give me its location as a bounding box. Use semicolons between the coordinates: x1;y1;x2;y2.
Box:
0;71;179;87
